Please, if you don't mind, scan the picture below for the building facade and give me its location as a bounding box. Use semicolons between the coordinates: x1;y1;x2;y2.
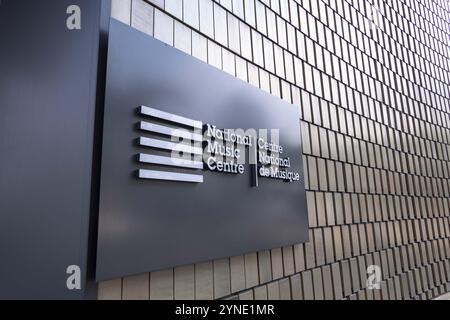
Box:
98;0;450;300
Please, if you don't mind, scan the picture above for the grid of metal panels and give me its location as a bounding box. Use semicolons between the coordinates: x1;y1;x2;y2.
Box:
98;0;450;300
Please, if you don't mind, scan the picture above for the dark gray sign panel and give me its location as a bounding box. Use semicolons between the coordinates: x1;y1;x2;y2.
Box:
96;20;308;281
0;0;110;298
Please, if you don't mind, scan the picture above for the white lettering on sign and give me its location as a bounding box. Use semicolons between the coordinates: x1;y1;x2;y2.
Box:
136;106;301;186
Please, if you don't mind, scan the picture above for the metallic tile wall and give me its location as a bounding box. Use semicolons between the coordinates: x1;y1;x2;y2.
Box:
99;0;450;300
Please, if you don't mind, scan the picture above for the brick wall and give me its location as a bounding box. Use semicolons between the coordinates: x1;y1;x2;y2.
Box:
98;0;450;300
